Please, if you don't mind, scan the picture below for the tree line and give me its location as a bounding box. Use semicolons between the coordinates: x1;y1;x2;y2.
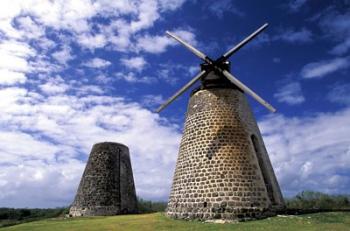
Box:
136;197;167;213
285;191;350;210
0;207;68;227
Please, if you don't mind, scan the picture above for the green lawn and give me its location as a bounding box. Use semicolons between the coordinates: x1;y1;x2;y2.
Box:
1;212;350;231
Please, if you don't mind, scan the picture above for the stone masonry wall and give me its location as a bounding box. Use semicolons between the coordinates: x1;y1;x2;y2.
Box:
166;88;284;221
69;142;137;216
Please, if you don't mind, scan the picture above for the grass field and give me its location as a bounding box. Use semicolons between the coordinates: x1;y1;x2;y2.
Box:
1;212;350;231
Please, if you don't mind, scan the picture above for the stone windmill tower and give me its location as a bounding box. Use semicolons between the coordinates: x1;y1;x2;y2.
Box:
70;142;137;216
157;23;284;220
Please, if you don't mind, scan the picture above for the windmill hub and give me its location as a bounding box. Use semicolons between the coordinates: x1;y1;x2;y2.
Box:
199;61;241;90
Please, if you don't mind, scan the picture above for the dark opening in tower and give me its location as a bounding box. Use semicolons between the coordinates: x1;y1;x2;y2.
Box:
250;134;276;205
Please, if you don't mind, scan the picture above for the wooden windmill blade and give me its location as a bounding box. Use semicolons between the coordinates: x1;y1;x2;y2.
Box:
155;70;206;113
221;23;269;60
220;69;276;112
159;25;276;113
165;31;212;64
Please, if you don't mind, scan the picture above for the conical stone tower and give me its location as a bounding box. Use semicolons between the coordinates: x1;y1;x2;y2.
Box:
166;84;284;220
156;23;285;221
70;142;137;216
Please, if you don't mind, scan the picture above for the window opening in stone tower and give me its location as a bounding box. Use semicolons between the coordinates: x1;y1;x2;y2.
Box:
250;134;276;204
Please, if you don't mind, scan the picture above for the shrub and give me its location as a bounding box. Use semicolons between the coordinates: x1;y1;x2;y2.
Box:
137;197;167;213
285;191;350;210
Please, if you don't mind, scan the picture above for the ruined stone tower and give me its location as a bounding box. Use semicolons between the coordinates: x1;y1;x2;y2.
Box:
70;142;137;216
166;85;284;220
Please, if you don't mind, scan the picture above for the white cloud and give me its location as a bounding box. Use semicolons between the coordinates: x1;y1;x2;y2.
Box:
273;57;281;63
74;0;186;52
0;0;193;207
318;10;350;55
136;34;173;53
259;108;350;196
0;159;84;208
0;87;28;109
77;33;107;50
83;58;111;69
0;35;59;85
327;83;350;105
115;72;156;84
0;69;26;85
121;56;147;71
250;27;312;47
157;68;175;85
206;0;244;18
158;0;187;11
142;94;165;107
169;29;198;46
0;40;35;58
274;82;305;105
331;38;350;56
0;86;181;207
95;74;113;84
0;53;29;73
136;29;197;54
188;65;199;75
0;0;188;58
40;82;68;95
288;0;307;12
274;27;312;43
157;63;198;85
0;131;60;162
130;0;159;33
0;40;34;73
0;0;190;92
76;85;104;96
15;16;45;40
39;76;69;95
29;55;62;74
52;46;74;65
301;56;350;79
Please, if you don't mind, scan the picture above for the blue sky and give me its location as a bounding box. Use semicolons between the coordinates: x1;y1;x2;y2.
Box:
0;0;349;208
